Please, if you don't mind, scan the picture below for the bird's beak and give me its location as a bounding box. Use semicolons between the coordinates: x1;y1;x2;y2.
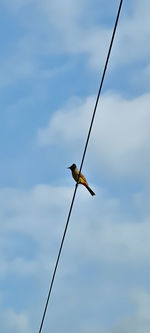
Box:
68;166;71;169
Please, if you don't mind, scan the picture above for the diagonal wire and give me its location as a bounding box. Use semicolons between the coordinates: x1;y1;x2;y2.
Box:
38;1;124;332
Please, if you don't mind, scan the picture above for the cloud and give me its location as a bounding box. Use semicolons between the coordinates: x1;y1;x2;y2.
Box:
37;96;92;146
38;0;150;70
76;289;150;333
105;289;150;333
70;216;150;265
2;0;150;93
35;0;113;69
0;182;150;331
1;183;150;274
37;92;150;180
0;185;73;246
112;0;150;67
3;0;150;72
1;308;32;333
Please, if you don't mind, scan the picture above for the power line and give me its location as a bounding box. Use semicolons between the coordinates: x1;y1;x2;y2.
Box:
38;1;124;332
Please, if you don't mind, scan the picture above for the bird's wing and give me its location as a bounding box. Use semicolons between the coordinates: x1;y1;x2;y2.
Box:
79;172;87;184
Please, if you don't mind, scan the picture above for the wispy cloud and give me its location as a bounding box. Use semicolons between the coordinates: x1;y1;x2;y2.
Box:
1;308;32;333
1;183;150;331
3;0;150;77
104;289;150;333
37;92;150;180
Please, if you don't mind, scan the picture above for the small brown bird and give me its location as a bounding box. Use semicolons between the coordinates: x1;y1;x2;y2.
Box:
68;163;95;196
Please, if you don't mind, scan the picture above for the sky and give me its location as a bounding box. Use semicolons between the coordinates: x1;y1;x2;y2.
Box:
1;0;150;332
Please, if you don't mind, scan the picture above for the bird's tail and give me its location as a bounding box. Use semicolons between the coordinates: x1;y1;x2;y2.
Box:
83;183;95;196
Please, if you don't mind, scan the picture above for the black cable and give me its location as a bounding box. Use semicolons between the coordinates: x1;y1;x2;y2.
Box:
38;183;78;333
78;0;124;177
38;1;124;332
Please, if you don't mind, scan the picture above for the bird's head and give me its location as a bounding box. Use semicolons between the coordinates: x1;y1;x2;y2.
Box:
68;163;76;171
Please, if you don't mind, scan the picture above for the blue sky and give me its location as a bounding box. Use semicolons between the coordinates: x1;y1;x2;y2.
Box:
1;0;150;332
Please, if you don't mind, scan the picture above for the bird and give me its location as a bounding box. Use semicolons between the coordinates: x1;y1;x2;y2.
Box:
68;163;95;196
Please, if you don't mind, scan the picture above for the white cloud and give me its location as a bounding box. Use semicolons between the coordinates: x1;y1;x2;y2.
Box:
37;0;150;70
37;96;92;146
1;183;150;274
0;185;73;246
36;0;112;69
112;0;150;67
31;0;150;70
3;0;150;71
0;182;150;332
76;289;150;333
1;308;32;333
37;92;150;180
70;216;150;264
105;289;150;333
1;0;150;90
